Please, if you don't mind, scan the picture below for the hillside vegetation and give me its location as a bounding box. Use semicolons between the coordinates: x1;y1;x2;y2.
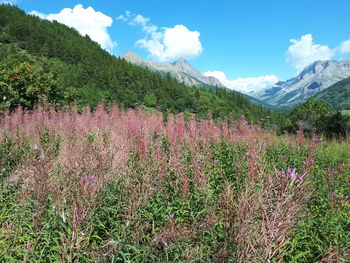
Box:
314;76;350;110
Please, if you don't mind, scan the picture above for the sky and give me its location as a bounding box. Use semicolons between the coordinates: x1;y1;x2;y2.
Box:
3;0;350;93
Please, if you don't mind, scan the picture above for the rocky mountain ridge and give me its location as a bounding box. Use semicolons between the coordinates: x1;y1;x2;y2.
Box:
254;59;350;107
123;51;225;88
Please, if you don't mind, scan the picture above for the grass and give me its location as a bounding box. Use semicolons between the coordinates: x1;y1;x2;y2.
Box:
341;110;350;116
0;105;349;262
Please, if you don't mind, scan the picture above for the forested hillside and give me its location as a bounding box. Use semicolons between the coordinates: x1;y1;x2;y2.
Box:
314;76;350;110
0;4;286;124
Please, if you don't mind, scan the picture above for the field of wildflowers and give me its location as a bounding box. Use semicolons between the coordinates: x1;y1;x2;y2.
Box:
0;105;349;262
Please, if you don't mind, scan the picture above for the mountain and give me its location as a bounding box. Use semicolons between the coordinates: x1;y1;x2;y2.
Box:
254;59;350;108
314;76;350;110
123;51;225;88
123;51;273;107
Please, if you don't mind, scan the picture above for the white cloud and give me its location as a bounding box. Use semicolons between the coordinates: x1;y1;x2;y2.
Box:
286;34;334;71
29;10;47;19
133;14;150;27
31;4;117;51
117;10;131;22
340;39;350;54
1;0;21;5
136;24;203;62
204;71;279;94
119;12;203;62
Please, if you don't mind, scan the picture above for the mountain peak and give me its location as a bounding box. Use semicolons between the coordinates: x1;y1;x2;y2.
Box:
123;50;142;63
176;57;188;64
171;57;198;73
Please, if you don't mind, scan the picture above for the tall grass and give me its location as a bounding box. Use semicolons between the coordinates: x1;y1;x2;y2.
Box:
0;105;349;262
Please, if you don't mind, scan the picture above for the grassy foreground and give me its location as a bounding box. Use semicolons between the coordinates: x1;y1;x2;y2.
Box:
0;105;349;262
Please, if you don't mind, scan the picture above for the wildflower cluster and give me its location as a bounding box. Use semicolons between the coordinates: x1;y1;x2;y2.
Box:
81;176;97;185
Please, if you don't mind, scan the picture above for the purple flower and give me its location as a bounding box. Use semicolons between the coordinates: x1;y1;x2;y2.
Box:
41;93;45;97
156;131;163;136
295;175;303;181
333;192;340;198
327;168;335;174
340;163;347;167
82;176;97;185
169;214;175;220
288;168;297;177
287;168;302;181
311;137;323;143
88;176;97;184
82;176;88;184
303;159;315;165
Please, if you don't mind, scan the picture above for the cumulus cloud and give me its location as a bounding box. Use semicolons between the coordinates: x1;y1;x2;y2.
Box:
30;4;117;51
118;12;203;62
136;24;203;62
286;34;334;71
204;71;279;94
339;39;350;54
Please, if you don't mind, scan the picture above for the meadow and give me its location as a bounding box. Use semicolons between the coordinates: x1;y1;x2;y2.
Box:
0;105;349;262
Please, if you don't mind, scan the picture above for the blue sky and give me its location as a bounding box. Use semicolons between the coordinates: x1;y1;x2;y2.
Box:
4;0;350;92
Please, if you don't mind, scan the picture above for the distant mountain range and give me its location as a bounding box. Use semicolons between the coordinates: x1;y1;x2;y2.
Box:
123;51;273;107
124;51;350;109
123;51;225;89
253;59;350;108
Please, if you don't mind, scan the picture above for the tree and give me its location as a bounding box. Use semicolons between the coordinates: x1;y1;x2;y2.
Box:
143;92;157;107
289;98;331;131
